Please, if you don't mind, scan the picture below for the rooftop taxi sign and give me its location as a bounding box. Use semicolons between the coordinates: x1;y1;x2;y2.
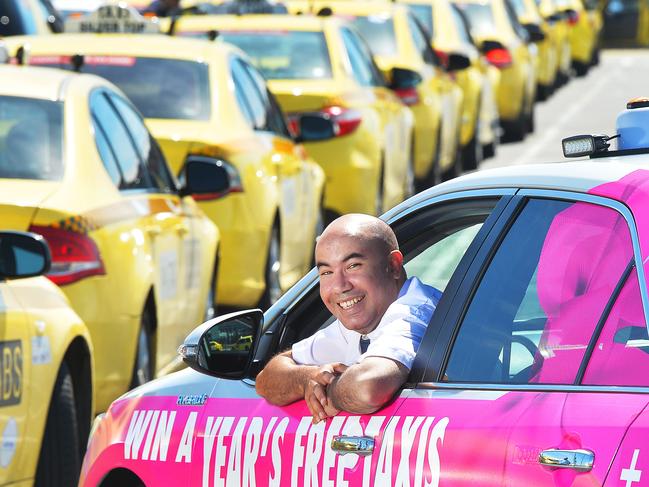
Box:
65;4;160;34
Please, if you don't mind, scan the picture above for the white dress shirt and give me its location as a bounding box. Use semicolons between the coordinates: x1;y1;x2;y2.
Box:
291;277;441;369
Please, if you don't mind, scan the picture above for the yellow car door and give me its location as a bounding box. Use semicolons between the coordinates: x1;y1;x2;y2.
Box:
340;25;414;207
230;57;314;293
0;283;29;483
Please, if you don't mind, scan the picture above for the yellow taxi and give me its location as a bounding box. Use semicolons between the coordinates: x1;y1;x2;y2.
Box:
397;0;500;168
170;13;414;216
0;229;92;486
455;0;537;141
11;5;327;312
294;1;465;186
559;0;602;75
0;62;221;412
535;0;572;85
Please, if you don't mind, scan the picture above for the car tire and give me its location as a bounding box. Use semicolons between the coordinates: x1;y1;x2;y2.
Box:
130;310;154;388
482;141;496;159
502;93;528;142
573;61;589;77
461;100;483;172
525;97;535;134
35;361;81;487
259;223;282;310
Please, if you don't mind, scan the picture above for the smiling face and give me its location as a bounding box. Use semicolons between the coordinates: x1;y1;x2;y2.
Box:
315;215;404;336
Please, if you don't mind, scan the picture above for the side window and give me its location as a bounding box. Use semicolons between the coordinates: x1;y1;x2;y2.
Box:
230;60;256;129
275;198;500;350
91;115;122;187
503;0;530;41
109;94;175;192
230;58;268;130
241;62;291;137
341;28;376;87
407;13;437;66
345;28;386;87
451;5;474;45
90;91;150;190
583;270;649;387
443;198;633;385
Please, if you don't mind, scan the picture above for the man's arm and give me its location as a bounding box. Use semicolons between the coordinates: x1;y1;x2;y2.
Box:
327;356;409;414
255;350;319;406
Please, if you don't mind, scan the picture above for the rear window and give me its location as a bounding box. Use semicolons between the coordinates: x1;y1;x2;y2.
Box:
0;0;39;36
0;96;63;180
405;3;433;37
351;14;398;57
217;31;333;80
29;56;211;120
455;2;496;37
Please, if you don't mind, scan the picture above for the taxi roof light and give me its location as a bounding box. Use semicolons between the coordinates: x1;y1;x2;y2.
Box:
562;134;610;158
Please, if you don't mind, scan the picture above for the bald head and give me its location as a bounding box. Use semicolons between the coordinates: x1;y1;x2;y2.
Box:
316;214;398;256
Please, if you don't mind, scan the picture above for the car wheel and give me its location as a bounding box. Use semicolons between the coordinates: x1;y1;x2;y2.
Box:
482;141;496;159
259;223;282;310
35;361;81;487
502;93;528;142
130;311;154;388
203;258;218;321
573;61;589;77
525;97;535;134
461;100;483;172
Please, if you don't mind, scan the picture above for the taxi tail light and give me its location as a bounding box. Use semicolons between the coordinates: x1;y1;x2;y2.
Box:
322;106;362;137
394;87;420;106
485;48;513;69
567;10;580;25
288;107;362;138
28;225;105;286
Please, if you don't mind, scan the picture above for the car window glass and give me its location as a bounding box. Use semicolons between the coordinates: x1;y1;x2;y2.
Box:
351;14;398;57
241;61;291;137
341;27;375;86
230;58;267;130
0;0;38;35
91;114;122;186
405;3;433;38
444;198;633;385
218;30;333;80
455;2;497;37
451;5;473;44
90;91;150;190
504;0;530;40
0;95;63;180
583;269;649;387
230;58;256;129
29;56;211;121
109;94;175;192
408;13;437;65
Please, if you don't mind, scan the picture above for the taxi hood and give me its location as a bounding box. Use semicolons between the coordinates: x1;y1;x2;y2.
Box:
267;79;347;113
0;179;60;230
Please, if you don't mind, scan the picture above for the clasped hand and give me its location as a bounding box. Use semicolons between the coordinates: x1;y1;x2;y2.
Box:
304;362;347;424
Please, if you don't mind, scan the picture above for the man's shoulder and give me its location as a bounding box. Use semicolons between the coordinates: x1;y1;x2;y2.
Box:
399;276;442;305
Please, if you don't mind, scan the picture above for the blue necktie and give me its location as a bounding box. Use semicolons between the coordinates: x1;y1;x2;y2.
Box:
359;336;370;354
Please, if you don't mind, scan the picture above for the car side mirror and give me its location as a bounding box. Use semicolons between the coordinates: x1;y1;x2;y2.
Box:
0;232;50;279
178;309;263;379
523;23;546;42
295;114;336;143
388;67;423;91
179;155;239;200
480;39;507;54
446;52;472;71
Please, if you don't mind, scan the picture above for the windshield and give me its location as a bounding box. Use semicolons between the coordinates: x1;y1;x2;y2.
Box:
454;2;496;37
29;56;211;120
0;0;39;36
217;31;332;80
0;96;63;180
351;15;398;57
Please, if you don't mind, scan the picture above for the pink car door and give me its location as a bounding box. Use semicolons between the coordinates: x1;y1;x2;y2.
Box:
397;192;649;485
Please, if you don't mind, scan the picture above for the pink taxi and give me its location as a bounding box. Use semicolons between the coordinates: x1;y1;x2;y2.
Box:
81;103;649;486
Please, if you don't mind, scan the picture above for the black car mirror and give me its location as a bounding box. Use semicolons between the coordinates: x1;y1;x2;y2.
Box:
0;232;50;279
295;114;336;143
179;309;263;379
388;67;423;91
446;52;472;71
180;156;240;200
523;23;546;42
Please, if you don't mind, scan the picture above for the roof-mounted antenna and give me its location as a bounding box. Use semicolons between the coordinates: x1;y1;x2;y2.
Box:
317;6;333;16
15;46;26;66
168;16;178;35
71;54;84;72
207;29;219;41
